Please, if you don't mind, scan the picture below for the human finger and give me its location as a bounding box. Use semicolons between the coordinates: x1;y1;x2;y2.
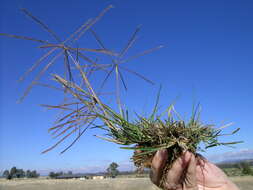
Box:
163;151;193;190
150;149;168;186
183;152;197;190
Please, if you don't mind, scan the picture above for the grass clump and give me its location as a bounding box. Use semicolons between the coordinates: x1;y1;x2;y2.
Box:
90;99;242;171
46;72;242;173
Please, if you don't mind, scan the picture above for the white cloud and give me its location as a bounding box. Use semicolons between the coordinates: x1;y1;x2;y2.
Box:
207;149;253;163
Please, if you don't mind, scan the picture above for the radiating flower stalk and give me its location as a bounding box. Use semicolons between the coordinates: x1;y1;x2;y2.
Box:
1;5;242;187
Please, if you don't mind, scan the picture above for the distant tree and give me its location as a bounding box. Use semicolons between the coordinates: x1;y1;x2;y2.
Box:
235;162;253;175
2;170;9;179
49;171;62;178
16;169;25;178
7;174;12;180
26;170;32;178
49;172;56;178
4;167;36;179
21;169;25;178
107;162;119;178
30;170;39;178
241;162;253;175
58;171;63;176
10;167;17;178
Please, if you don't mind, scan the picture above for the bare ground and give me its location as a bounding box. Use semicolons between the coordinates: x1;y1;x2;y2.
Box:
0;177;252;190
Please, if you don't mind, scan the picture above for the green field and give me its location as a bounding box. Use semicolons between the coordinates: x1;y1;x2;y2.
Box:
0;177;253;190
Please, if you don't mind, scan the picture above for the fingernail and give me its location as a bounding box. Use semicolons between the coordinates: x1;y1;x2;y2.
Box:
157;149;167;157
182;151;192;166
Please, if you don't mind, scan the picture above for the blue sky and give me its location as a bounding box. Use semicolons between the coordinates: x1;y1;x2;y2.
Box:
1;0;253;175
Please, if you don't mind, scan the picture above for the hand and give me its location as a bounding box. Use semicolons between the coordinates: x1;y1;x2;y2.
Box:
150;150;240;190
